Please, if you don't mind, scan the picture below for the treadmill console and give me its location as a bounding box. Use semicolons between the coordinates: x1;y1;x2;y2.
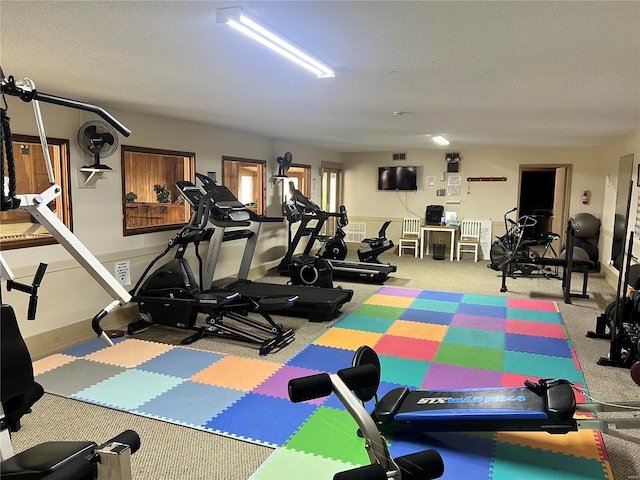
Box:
192;174;250;223
176;181;207;208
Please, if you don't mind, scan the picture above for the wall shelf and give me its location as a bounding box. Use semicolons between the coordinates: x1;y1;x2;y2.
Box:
78;167;112;188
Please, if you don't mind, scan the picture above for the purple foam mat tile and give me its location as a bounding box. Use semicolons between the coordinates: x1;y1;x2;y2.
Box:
450;313;507;331
253;364;327;405
421;363;503;390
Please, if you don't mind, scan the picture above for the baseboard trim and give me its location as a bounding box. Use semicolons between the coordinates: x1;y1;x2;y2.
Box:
27;304;138;360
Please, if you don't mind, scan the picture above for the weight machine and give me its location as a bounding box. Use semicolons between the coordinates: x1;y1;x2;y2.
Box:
1;68;132;346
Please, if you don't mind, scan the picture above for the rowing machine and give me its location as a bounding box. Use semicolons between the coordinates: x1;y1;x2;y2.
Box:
288;364;444;480
351;345;640;445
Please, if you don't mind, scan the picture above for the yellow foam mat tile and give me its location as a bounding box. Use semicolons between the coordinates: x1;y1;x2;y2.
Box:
85;338;174;368
313;328;383;351
364;294;415;308
386;320;448;341
496;428;604;461
33;353;77;375
190;355;282;391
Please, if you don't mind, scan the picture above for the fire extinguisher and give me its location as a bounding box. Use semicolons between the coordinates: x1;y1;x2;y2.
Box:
582;190;590;205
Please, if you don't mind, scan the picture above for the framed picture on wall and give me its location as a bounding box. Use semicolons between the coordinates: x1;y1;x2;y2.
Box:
637;163;640;187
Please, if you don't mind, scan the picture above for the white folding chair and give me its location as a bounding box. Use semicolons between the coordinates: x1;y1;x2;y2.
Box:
457;219;482;261
398;218;421;257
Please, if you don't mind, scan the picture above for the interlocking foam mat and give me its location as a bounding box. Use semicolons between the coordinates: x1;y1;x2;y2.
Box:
34;287;612;479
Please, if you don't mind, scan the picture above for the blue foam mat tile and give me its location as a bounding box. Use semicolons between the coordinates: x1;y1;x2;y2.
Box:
455;303;507;318
443;327;505;350
71;369;184;411
135;381;245;427
507;308;563;324
378;354;430;387
388;431;494;480
61;337;126;357
287;345;356;374
334;314;394;333
136;347;225;378
204;392;318;446
410;298;459;313
461;294;508;307
417;290;465;303
399;308;454;325
502;351;584;384
505;333;573;358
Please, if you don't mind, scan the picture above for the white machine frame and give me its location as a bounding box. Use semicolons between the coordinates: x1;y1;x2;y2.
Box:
1;75;132;346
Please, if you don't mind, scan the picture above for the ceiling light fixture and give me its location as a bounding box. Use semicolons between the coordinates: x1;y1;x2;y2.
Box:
216;6;335;78
432;135;450;146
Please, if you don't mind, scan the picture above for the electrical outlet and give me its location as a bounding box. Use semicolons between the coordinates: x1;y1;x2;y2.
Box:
115;261;131;286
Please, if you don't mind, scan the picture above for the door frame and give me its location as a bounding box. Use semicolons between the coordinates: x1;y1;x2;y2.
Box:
320;161;343;237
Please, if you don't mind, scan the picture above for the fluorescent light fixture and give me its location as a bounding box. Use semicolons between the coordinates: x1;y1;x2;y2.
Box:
216;6;335;78
432;135;450;146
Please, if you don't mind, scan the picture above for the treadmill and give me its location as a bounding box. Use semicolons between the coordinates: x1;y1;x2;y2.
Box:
179;174;353;322
278;187;397;284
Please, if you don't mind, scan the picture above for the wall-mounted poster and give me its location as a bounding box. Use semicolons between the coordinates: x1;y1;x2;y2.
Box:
426;175;436;188
448;175;462;186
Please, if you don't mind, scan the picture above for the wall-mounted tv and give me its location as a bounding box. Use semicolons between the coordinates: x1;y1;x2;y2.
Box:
378;166;418;191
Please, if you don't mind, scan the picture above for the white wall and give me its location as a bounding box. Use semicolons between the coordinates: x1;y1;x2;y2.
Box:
342;147;608;244
2;100;339;340
599;131;640;281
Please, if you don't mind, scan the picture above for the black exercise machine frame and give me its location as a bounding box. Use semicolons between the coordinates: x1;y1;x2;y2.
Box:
499;217;595;304
587;179;638;368
127;182;296;355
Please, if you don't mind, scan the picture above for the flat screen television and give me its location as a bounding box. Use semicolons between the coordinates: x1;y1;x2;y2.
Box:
378;166;418;191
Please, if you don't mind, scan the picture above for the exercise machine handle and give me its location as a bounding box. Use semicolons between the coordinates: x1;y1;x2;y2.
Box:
288;365;379;403
0;75;130;137
102;429;141;454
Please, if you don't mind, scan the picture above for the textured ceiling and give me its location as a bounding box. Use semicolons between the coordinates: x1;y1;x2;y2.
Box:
1;1;639;152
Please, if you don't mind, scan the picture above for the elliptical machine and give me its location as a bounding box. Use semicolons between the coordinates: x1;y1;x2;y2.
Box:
127;181;295;355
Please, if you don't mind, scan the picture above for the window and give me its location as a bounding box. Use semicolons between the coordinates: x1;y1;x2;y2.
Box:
283;164;311;203
121;146;195;235
222;157;266;216
0;135;72;250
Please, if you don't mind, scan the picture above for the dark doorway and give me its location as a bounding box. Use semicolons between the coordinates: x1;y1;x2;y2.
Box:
519;170;555;238
519;165;570;252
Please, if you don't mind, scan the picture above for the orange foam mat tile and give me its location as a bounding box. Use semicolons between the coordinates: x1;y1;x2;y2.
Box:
190;355;283;391
495;429;605;461
313;327;383;351
84;338;174;368
32;353;77;375
364;294;416;308
386;320;448;341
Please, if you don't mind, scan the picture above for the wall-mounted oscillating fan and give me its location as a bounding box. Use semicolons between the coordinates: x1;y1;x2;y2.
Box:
276;152;293;176
77;120;119;169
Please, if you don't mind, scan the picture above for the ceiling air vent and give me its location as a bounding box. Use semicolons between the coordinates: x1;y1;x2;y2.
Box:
392;152;407;161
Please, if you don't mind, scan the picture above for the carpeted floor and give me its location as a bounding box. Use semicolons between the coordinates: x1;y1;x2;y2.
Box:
34;285;611;479
10;252;640;479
